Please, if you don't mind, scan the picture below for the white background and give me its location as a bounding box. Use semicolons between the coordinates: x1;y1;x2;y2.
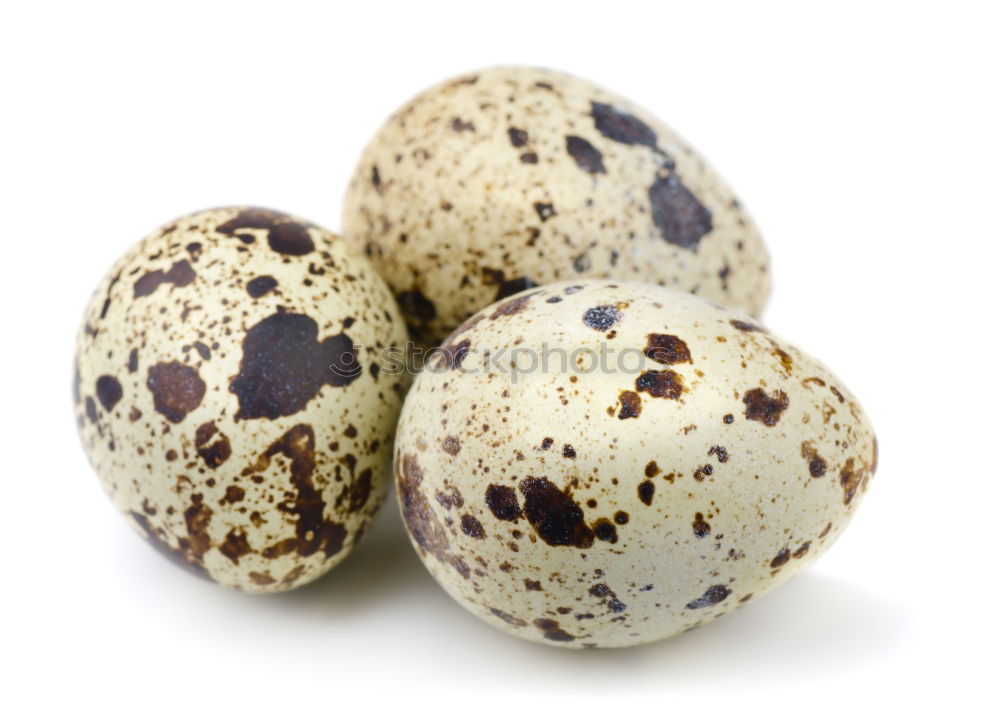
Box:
2;1;997;723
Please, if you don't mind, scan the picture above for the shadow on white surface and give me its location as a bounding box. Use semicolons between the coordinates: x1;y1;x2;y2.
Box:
270;501;909;685
108;493;911;691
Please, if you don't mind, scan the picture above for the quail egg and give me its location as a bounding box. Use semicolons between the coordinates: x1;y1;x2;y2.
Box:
73;207;408;592
343;66;770;343
393;280;876;647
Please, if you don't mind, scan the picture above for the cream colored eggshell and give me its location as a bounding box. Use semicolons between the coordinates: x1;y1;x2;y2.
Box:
73;207;408;592
343;66;771;343
393;280;876;647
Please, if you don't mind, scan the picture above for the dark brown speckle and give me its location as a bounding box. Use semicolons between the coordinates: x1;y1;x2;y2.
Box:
519;476;593;548
246;275;278;298
635;369;683;399
461;514;486;539
743;388;790;426
582;305;621;332
95;375;123;412
147;361;205;423
638;481;655;506
617;390;642;419
229;309;359;421
566;135;606;174
644;333;692;365
649;174;713;251
485;484;521;522
534;618;575;642
685;585;732;609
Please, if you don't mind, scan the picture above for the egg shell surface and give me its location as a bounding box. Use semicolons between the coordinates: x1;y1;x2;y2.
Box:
343;66;771;343
73;207;408;592
393;280;876;647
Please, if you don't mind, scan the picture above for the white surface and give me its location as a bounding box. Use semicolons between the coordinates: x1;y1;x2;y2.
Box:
1;1;996;722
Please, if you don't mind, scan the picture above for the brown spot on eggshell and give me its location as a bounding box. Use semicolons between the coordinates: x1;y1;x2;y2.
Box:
593;518;618;543
649;174;713;251
533;618;575;642
491;608;527;627
133;260;196;298
770;548;791;568
617;390;641;419
461;514;486;539
490;291;536;319
730;319;766;333
743;388;789;426
589;583;627;613
644;333;692;365
590;102;658;147
518;476;594;548
507;127;529;147
194;421;231;469
434;338;470;370
635;369;683;399
249;572;276;586
565;135;606;174
685;585;732;609
435;486;464;510
95;375;123;411
229;309;360;421
216;208;315;256
840;457;867;505
220;485;245;504
340;467;373;513
246;275;278;298
708;445;728;463
771;345;794;375
533;202;556;222
485;484;521;522
218;529;252;564
582;305;621;331
800;441;828;478
245;424;347;560
147;361;206;423
693;464;713;481
397;454;470;578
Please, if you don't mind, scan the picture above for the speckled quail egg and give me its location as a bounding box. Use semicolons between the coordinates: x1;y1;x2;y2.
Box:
73;207;408;592
342;66;770;344
393;280;876;647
